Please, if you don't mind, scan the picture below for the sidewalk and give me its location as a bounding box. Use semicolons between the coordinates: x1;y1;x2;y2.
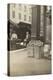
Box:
9;48;51;76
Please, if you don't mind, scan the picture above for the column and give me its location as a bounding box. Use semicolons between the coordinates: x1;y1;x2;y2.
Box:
31;5;40;40
43;6;47;43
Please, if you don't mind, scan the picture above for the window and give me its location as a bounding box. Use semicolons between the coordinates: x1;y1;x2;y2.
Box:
13;4;16;8
29;16;31;22
19;4;21;7
19;13;21;20
29;7;32;15
24;15;26;21
24;6;27;12
12;11;15;18
19;4;22;10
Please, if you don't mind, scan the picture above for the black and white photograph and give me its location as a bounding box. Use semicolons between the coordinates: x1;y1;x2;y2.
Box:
7;4;52;76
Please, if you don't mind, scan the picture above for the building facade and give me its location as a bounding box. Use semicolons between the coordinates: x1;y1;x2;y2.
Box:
9;4;32;24
8;4;51;43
